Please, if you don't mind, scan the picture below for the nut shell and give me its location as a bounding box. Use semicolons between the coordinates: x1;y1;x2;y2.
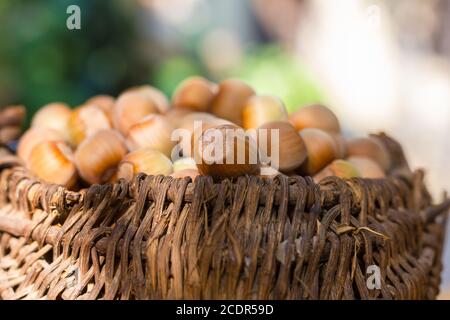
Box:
117;148;173;181
347;137;391;171
299;128;338;175
27;141;77;188
75;129;128;184
173;157;197;172
289;104;340;133
131;85;170;114
257;121;307;172
347;156;385;179
194;124;260;180
172;76;217;112
330;133;348;159
126;114;176;157
85;95;115;121
242;95;288;129
313;159;361;183
31;102;72;140
164;108;193;128
176;113;231;158
210;79;255;126
113;91;159;135
69;105;111;146
17;127;65;162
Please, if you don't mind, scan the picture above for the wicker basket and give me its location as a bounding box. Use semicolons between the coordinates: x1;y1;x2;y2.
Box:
0;133;448;300
0;106;25;147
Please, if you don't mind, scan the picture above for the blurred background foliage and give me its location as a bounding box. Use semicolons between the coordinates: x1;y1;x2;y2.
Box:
0;0;159;126
0;0;326;126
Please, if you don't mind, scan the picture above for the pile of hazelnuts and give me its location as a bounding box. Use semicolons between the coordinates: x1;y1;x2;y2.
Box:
15;77;394;190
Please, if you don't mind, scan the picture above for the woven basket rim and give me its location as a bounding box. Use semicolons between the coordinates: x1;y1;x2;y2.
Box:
0;151;426;209
1;149;449;299
1;132;450;300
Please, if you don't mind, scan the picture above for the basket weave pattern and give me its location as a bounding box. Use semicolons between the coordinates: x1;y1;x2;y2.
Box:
0;150;448;300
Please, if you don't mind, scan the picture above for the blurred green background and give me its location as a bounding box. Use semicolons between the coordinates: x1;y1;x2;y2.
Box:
0;0;325;126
